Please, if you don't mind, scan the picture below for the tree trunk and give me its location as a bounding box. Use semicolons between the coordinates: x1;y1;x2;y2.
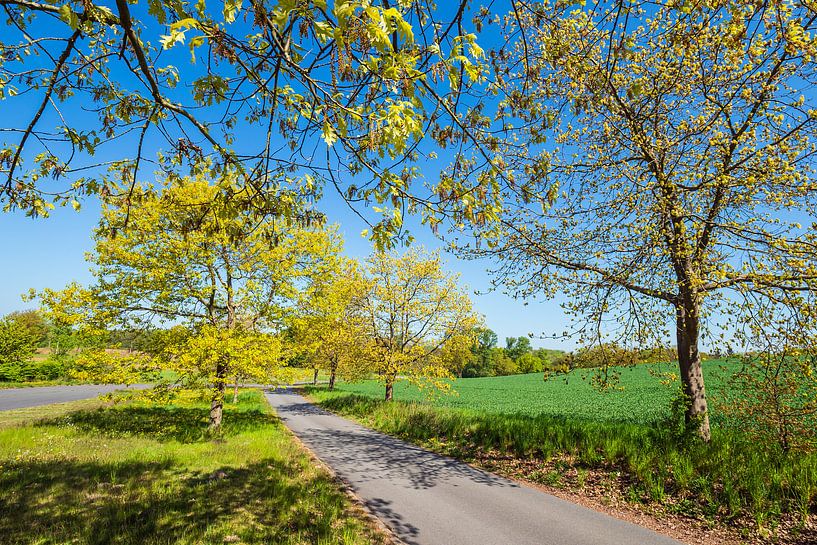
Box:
209;360;227;431
385;380;394;401
329;369;336;391
232;374;239;404
312;367;319;385
676;300;711;441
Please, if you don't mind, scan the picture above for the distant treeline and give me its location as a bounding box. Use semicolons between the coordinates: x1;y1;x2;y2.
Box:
457;333;721;379
0;309;167;382
456;329;565;378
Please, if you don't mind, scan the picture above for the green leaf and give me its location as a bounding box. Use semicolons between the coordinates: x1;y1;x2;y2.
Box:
59;4;80;30
321;122;338;147
223;0;242;23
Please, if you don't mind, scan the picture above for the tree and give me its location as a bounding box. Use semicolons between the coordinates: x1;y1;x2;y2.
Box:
444;0;817;440
361;248;479;400
516;352;543;374
720;297;817;452
0;0;488;248
293;259;371;391
38;173;339;429
5;310;48;346
505;336;532;361
0;318;36;367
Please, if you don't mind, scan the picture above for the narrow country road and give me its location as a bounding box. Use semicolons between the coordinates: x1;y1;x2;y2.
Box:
0;384;147;411
265;388;682;545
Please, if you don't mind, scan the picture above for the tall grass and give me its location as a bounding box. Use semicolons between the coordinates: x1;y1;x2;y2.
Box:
308;389;817;533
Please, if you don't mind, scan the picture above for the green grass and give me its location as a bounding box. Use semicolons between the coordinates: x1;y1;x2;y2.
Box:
306;359;817;538
327;359;739;424
0;379;79;388
0;390;386;545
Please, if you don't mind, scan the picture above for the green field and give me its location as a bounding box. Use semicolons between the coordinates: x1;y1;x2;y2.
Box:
0;390;385;545
308;359;817;537
329;359;740;424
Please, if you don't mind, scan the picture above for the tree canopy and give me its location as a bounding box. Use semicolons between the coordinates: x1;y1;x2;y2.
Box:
361;247;479;400
443;0;817;439
38;172;341;428
0;0;490;246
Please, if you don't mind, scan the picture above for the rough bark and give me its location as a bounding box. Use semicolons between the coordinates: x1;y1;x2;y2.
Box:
312;367;319;385
232;374;239;404
329;368;336;391
676;299;711;441
385;380;394;401
209;360;227;431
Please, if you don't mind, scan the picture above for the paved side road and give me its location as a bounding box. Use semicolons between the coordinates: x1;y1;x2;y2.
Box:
0;384;148;411
265;388;682;545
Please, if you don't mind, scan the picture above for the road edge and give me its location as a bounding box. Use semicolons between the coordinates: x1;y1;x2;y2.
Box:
262;387;407;545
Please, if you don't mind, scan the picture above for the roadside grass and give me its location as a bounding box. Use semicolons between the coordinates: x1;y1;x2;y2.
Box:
0;398;106;428
305;386;817;541
0;380;73;389
0;390;388;545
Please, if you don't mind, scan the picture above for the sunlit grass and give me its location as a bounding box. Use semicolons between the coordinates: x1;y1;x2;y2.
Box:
323;359;740;424
0;390;385;545
306;369;817;537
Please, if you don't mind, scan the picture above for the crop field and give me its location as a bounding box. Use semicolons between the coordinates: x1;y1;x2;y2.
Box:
310;359;817;536
329;358;741;424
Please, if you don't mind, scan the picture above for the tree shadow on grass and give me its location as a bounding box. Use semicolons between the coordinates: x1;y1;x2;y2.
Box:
0;455;377;545
37;405;277;443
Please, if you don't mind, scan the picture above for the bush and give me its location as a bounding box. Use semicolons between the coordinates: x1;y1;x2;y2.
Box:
0;358;70;382
0;319;36;376
517;352;544;373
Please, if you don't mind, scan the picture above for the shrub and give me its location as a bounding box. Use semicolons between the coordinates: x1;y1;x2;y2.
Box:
0;358;70;382
0;319;36;377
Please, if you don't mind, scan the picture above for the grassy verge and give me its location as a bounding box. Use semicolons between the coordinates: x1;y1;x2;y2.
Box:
306;387;817;541
0;379;82;389
0;389;388;545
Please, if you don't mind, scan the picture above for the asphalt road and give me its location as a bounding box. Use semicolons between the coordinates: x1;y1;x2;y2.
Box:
265;388;682;545
0;384;148;411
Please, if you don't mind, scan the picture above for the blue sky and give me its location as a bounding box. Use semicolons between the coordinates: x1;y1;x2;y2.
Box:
0;193;575;350
0;1;577;350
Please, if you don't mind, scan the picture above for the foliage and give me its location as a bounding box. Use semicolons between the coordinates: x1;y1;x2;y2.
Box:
4;310;48;346
0;318;36;372
721;352;817;453
719;301;817;452
445;0;817;440
309;389;817;534
70;349;158;385
0;390;388;545
0;358;70;383
0;0;486;247
36;174;340;428
0;312;79;382
460;328;559;377
292;259;372;389
360;247;480;399
505;336;532;361
172;326;295;390
516;352;543;374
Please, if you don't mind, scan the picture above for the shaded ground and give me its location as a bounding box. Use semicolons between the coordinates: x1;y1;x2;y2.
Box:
0;390;387;545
